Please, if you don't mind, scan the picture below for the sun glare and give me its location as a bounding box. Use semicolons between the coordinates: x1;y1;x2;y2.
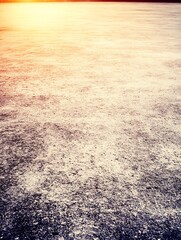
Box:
2;3;74;30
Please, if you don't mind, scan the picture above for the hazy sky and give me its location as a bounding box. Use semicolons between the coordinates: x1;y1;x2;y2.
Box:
0;0;181;3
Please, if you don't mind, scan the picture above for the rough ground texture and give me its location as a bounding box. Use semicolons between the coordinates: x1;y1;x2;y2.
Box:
0;2;181;240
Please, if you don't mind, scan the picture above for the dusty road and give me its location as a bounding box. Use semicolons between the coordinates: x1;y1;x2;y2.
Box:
0;2;181;239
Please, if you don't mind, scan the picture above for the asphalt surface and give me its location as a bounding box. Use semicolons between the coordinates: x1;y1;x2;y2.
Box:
0;2;181;240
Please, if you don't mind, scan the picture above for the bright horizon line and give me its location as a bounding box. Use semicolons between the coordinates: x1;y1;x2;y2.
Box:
0;0;180;2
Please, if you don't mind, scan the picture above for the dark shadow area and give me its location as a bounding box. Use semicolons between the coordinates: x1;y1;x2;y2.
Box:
0;194;73;240
139;168;181;209
0;123;44;175
96;213;181;240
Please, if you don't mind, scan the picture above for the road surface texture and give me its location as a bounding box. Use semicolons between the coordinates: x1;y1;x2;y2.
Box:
0;2;181;240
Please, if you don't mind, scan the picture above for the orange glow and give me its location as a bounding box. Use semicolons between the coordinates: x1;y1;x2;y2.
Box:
2;3;77;30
